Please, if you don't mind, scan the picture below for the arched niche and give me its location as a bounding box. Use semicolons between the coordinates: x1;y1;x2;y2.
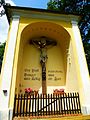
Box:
16;22;71;94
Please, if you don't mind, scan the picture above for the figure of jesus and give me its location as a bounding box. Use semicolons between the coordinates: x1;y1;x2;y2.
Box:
30;36;57;94
30;36;56;66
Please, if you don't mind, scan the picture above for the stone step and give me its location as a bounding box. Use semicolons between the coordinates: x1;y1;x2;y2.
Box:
13;115;90;120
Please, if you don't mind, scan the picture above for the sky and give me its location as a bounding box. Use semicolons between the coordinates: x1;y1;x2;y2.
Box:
0;0;49;44
13;0;49;9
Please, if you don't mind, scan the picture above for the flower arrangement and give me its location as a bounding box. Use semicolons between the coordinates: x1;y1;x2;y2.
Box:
25;88;33;93
53;88;64;92
53;88;65;95
24;88;38;96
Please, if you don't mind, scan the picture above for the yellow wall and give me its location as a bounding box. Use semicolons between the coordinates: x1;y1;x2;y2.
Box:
17;40;66;94
21;44;42;93
47;44;65;85
66;40;79;92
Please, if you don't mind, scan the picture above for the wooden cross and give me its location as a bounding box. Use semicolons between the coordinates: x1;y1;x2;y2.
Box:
30;36;57;94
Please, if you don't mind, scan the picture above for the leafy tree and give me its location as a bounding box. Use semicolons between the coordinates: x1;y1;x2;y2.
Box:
0;42;5;72
47;0;90;73
47;0;85;13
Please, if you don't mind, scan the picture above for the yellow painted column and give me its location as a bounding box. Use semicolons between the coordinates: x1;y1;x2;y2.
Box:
71;20;90;115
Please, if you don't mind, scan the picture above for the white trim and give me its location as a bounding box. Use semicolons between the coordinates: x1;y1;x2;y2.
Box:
71;20;90;88
14;11;80;22
72;20;90;114
0;15;20;109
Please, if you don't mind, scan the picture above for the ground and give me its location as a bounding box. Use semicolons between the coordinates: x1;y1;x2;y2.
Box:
13;115;90;120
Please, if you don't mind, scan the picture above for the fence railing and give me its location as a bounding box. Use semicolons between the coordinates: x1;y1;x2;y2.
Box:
13;92;81;117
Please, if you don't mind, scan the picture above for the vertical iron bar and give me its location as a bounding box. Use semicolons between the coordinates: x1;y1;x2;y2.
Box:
58;94;60;115
20;94;22;116
32;94;34;116
53;94;55;115
70;93;74;114
46;94;47;115
13;94;17;117
40;94;42;116
43;94;44;116
17;94;20;117
37;94;39;116
26;94;28;116
35;94;37;116
23;94;25;116
65;93;68;114
48;94;50;115
68;93;71;114
51;94;53;115
75;92;78;114
77;92;81;113
63;93;66;115
73;93;76;114
56;94;58;115
29;95;31;116
61;94;63;115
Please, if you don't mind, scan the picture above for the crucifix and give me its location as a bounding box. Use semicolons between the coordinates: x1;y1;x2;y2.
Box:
30;36;57;94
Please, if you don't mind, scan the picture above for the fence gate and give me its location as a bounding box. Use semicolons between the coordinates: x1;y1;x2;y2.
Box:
13;93;81;117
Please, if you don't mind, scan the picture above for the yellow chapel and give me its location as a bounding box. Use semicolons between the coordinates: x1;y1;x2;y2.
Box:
0;5;90;119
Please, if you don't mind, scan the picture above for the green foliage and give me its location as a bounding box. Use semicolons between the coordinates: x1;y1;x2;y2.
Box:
47;0;90;73
0;42;5;72
47;0;58;10
83;30;90;73
47;0;85;13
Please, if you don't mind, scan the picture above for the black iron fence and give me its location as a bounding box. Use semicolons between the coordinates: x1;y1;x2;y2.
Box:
13;92;81;117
